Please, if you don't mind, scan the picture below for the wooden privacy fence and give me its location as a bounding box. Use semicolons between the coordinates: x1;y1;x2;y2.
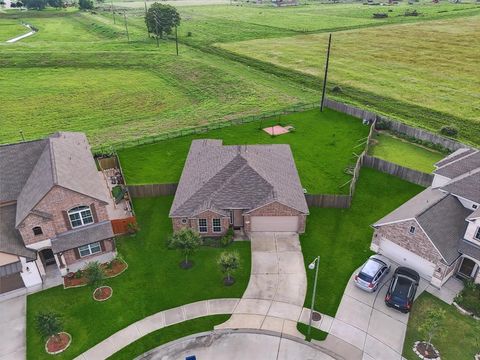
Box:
97;156;118;170
111;216;137;235
363;155;433;187
127;183;178;197
324;98;467;152
305;194;351;208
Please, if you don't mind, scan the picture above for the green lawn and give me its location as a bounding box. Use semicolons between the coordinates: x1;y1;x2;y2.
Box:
403;292;479;360
0;20;28;41
108;315;230;359
369;132;445;173
300;168;424;316
219;14;480;145
26;196;251;360
117;108;370;194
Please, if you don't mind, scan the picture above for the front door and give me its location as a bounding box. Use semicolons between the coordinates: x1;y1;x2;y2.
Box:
233;209;244;230
458;257;477;279
40;249;56;267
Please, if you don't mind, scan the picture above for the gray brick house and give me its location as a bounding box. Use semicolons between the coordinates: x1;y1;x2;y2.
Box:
169;140;309;237
372;148;480;288
0;132;118;293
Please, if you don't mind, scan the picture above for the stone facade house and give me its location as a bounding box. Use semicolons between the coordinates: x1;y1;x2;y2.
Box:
0;132;120;294
169;140;309;237
372;148;480;288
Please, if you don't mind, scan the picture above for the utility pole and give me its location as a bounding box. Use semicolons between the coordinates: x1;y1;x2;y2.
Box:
175;25;179;56
111;0;116;24
320;33;332;112
124;11;130;42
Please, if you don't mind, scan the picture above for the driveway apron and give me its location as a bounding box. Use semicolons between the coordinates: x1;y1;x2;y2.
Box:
0;295;26;360
217;232;307;337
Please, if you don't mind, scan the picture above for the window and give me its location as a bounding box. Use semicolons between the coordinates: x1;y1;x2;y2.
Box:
32;226;43;236
212;218;222;233
473;204;478;209
78;242;102;257
198;219;207;233
476;228;480;241
229;211;234;225
409;226;416;235
181;218;188;224
68;206;94;228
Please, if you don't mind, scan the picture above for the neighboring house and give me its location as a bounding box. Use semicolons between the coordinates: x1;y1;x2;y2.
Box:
372;148;480;288
0;132;120;294
169;140;309;236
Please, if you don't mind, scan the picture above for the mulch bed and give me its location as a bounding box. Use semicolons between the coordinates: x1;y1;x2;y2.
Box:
64;259;127;288
413;341;441;360
93;286;113;301
180;260;194;269
45;332;71;354
223;276;235;286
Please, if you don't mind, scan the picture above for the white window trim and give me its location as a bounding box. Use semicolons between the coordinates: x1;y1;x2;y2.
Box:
198;219;208;233
68;206;94;229
212;218;222;233
32;226;43;236
78;242;102;257
409;226;416;235
475;227;480;241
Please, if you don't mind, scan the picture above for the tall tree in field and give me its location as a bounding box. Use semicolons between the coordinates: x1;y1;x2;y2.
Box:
145;3;180;40
23;0;47;9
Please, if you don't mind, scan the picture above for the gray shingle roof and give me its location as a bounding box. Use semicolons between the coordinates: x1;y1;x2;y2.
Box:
0;139;48;203
434;150;480;179
0;261;22;277
435;148;475;168
0;204;36;259
51;220;114;253
13;132;109;226
468;207;480;220
170;140;309;217
416;195;471;264
458;240;480;262
441;171;480;204
373;187;447;226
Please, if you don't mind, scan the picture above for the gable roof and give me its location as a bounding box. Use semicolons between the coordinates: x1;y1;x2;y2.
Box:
434;150;480;179
441;170;480;204
435;148;475;168
0;204;36;259
12;132;109;227
416;195;471;264
170;140;308;217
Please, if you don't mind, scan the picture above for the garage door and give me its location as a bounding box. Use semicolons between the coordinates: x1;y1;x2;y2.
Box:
250;216;299;232
379;239;435;280
0;273;25;294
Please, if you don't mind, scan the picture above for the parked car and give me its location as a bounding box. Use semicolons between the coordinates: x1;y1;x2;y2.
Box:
354;254;391;292
385;267;420;313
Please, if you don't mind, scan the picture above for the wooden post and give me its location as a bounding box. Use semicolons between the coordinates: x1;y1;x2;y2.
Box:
124;12;130;42
111;0;116;24
320;33;332;112
175;25;179;55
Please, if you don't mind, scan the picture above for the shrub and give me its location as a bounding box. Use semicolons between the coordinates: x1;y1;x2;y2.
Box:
35;312;63;341
74;270;83;279
375;119;390;131
187;31;192;37
221;228;234;247
331;85;342;94
84;261;105;289
168;228;202;267
373;13;388;19
217;251;241;285
440;125;458;137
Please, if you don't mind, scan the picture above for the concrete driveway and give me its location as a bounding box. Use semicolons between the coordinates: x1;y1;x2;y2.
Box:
138;330;339;360
0;295;26;360
217;232;307;336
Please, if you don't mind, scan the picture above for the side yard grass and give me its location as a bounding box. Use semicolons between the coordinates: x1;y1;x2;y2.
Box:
369;132;444;173
117;108;370;194
403;292;479;360
300;168;424;316
107;315;230;360
26;196;251;360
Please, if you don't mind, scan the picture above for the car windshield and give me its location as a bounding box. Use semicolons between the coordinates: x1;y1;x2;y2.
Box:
359;258;383;281
391;276;412;303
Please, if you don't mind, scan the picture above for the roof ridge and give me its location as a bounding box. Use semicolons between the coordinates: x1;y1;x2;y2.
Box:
443;166;480;186
416;193;453;219
436;149;479;171
48;138;58;184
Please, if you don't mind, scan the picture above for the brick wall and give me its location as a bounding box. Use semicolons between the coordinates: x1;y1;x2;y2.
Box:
244;201;306;233
172;210;230;237
373;220;442;264
18;186;109;246
63;238;115;266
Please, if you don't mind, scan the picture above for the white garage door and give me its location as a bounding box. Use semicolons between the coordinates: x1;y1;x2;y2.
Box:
250;216;299;232
379;239;435;280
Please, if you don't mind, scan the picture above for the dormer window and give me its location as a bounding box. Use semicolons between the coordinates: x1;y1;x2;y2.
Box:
475;228;480;241
409;226;416;235
68;206;94;228
473;204;478;210
32;226;43;236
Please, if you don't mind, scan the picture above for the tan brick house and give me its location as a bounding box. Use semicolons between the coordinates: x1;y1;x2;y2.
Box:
0;132;120;293
372;148;480;288
169;140;309;237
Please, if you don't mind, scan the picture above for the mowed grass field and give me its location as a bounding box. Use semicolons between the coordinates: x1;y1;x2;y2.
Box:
0;19;29;41
219;15;480;144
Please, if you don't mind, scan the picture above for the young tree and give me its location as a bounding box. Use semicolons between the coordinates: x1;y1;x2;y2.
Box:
35;312;64;343
217;251;241;285
78;0;92;9
168;228;202;268
23;0;47;9
418;308;446;354
84;261;105;289
145;3;180;39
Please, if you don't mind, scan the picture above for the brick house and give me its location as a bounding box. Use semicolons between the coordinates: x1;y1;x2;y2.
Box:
169;140;309;237
0;132;119;294
371;148;480;288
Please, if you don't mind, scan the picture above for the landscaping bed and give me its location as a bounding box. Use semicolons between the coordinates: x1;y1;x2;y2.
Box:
403;292;479;360
63;258;127;288
454;280;480;317
45;332;71;355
